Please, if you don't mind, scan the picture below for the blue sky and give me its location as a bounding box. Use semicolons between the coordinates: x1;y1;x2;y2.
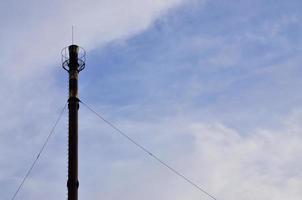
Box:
81;0;302;129
1;0;302;200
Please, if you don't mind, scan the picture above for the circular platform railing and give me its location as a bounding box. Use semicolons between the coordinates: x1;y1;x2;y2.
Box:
61;46;86;72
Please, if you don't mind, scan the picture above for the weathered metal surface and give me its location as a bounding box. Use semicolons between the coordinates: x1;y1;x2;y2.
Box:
63;44;85;200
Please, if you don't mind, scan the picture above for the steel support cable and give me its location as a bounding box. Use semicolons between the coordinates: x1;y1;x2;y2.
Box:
80;100;218;200
10;102;68;200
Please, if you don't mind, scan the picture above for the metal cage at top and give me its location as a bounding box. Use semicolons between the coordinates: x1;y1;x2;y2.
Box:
61;46;86;72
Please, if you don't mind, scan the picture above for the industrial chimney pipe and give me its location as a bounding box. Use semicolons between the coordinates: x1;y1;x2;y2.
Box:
62;44;85;200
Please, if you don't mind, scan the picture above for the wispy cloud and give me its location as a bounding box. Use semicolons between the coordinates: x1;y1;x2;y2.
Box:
71;109;302;200
0;0;186;199
1;0;302;199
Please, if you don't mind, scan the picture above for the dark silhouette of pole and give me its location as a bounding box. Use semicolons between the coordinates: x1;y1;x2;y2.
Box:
62;44;85;200
67;45;79;200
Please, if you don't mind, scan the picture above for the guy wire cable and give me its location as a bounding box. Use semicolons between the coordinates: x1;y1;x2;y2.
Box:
80;100;218;200
10;101;67;200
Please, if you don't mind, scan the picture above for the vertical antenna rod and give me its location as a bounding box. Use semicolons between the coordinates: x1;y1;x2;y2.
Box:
72;26;74;44
62;44;86;200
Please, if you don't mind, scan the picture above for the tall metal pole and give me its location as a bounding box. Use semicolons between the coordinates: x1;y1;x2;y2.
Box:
62;45;85;200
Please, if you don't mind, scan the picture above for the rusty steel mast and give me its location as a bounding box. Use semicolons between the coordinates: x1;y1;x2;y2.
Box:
62;44;86;200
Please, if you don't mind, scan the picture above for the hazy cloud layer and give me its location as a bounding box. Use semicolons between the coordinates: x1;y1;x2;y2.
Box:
0;0;185;199
1;0;302;200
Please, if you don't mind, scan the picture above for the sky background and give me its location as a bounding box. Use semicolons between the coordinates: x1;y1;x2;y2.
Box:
1;0;302;199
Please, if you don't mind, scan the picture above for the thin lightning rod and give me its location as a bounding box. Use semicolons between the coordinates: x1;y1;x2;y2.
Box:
72;26;74;44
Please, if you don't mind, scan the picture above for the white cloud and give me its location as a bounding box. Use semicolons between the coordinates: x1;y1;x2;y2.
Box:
1;1;301;200
61;110;302;200
186;119;302;200
0;1;186;199
0;0;184;75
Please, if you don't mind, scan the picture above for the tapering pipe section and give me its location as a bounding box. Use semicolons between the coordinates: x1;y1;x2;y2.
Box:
62;44;85;200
